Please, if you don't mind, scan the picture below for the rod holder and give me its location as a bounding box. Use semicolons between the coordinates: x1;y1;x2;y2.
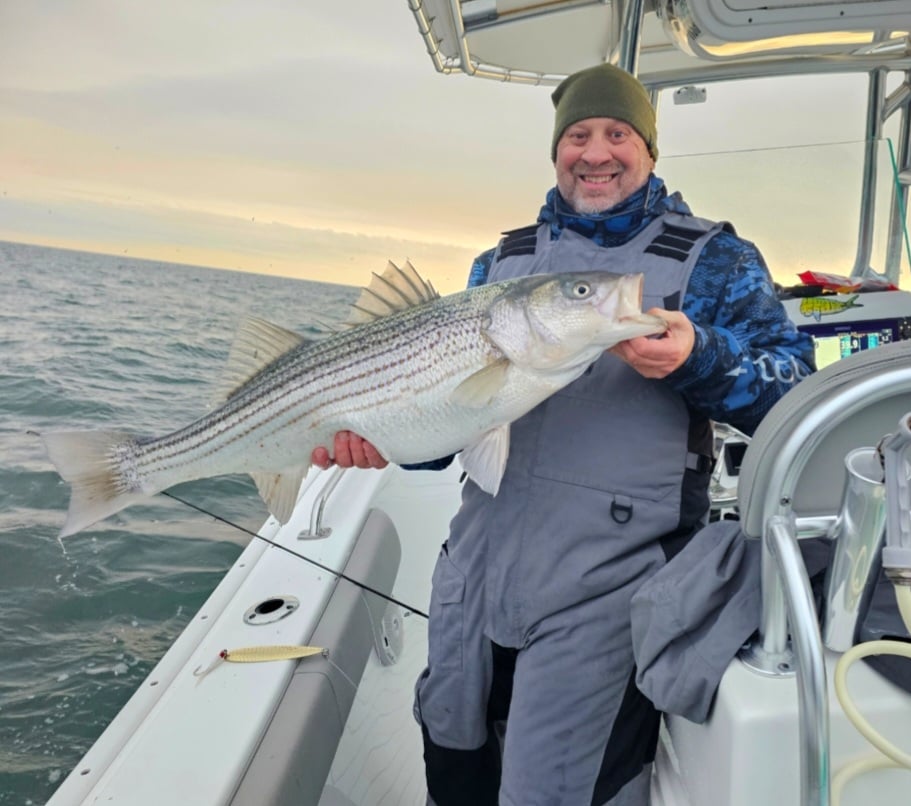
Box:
881;412;911;582
821;448;888;652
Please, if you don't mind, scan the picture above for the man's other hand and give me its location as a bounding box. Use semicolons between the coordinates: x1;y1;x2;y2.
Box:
310;431;389;470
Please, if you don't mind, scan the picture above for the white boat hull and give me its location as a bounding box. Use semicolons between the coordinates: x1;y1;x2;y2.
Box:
47;463;463;806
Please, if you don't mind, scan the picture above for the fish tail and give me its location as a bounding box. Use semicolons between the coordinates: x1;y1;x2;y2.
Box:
41;429;151;537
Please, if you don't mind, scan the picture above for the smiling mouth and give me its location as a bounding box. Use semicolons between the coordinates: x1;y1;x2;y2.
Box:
580;174;618;185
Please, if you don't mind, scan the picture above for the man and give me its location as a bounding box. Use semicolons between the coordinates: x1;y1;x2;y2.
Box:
313;63;814;805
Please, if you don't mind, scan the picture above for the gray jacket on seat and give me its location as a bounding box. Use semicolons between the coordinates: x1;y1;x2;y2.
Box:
629;520;761;723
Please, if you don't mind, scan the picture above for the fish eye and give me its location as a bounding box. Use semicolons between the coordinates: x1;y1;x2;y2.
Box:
567;280;593;299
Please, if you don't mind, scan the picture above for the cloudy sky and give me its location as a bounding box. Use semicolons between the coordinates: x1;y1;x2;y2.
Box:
1;1;906;292
1;1;557;291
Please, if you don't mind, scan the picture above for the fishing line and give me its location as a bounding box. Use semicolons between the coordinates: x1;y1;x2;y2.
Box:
161;490;429;620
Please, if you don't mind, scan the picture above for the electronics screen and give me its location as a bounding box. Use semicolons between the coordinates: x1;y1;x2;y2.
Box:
798;317;909;369
723;441;748;477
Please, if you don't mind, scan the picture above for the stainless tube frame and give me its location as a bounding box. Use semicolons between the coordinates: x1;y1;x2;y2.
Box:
851;69;886;277
409;1;911;88
882;71;911;282
615;0;645;75
767;515;831;806
298;467;347;540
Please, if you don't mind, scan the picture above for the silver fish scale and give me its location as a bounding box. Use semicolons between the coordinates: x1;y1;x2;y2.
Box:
126;285;505;488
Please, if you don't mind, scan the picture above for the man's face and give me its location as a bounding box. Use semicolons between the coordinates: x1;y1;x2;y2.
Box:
555;117;655;214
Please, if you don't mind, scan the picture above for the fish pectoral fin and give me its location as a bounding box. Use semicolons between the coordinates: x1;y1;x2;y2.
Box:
450;359;511;409
250;467;308;524
459;425;510;496
345;260;439;326
213;317;309;405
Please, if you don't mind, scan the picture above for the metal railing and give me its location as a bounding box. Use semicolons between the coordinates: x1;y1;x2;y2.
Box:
740;347;911;806
298;466;347;540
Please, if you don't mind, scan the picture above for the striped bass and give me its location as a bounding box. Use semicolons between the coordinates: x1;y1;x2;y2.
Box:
42;261;667;537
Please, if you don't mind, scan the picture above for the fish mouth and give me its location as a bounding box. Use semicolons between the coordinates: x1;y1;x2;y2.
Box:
599;273;645;317
619;312;667;326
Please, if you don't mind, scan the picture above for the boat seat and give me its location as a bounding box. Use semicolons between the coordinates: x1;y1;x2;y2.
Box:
738;339;911;537
735;337;911;798
653;339;911;806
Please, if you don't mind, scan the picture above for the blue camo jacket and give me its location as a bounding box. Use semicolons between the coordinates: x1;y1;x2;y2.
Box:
467;175;816;436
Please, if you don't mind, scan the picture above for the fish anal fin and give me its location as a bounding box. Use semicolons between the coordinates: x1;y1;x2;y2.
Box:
345;261;439;326
214;317;308;405
450;359;511;409
459;425;510;496
250;467;307;524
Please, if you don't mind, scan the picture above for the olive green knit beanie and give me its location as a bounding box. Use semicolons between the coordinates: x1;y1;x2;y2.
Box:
551;63;658;161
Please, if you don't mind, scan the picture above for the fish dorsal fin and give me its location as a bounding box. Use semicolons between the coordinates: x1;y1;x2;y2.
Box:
459;425;510;496
450;358;511;409
214;317;308;404
250;467;307;524
346;260;439;326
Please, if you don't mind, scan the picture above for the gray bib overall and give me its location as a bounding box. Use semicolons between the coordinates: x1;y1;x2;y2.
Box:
415;212;725;806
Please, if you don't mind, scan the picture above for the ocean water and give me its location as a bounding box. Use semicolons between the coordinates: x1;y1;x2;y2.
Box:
0;240;358;805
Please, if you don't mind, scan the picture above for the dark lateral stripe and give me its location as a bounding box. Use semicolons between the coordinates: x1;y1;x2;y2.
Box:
135;303;487;473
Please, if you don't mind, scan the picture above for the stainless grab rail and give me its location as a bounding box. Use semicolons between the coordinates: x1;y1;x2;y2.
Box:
767;516;831;806
298;467;347;540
